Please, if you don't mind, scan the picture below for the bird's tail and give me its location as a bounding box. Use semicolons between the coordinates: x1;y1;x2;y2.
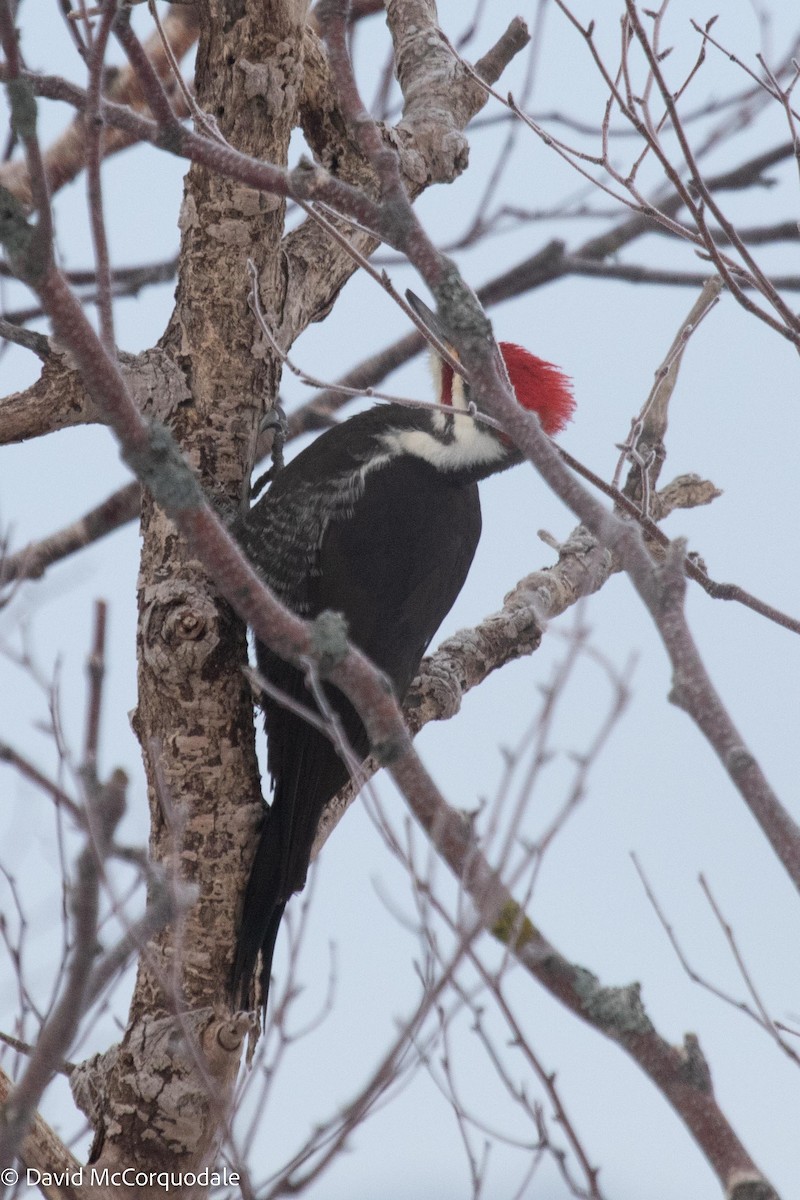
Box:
232;670;361;1016
231;803;287;1013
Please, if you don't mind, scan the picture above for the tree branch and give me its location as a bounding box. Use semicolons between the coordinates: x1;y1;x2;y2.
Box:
0;1066;84;1200
0;5;199;207
0;482;140;585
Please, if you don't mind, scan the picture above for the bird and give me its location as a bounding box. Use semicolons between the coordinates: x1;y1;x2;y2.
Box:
232;292;574;1012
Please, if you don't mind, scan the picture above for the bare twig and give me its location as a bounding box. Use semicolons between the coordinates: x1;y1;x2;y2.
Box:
0;741;83;824
632;854;800;1068
84;0;117;352
82;598;107;781
0;481;141;586
614;276;723;498
0;768;127;1169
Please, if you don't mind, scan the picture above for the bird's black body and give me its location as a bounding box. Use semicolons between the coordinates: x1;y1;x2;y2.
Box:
232;292;574;1013
232;403;500;1008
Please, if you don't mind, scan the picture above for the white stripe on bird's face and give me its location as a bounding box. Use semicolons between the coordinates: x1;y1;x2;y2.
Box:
378;414;506;473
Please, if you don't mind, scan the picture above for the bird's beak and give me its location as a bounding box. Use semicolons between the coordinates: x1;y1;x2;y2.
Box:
405;290;451;346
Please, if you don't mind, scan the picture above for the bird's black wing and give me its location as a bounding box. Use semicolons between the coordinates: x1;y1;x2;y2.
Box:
314;456;482;696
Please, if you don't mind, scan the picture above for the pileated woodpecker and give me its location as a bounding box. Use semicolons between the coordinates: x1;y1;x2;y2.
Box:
233;293;574;1010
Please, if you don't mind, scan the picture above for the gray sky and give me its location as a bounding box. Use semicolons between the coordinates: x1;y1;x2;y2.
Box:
1;2;799;1197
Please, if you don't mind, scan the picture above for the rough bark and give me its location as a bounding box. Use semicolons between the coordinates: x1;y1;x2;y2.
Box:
84;1;310;1189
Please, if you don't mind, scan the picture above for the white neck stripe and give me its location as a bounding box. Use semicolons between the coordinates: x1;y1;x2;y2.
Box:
379;418;505;472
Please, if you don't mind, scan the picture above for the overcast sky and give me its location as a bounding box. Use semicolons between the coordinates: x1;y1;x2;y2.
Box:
1;3;799;1197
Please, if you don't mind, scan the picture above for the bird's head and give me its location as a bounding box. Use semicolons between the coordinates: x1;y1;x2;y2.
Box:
406;290;574;441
